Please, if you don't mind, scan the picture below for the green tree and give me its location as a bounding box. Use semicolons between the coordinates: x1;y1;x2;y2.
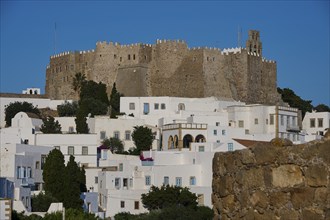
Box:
78;98;108;117
72;72;86;93
102;137;124;153
43;149;66;202
109;83;124;118
79;166;87;192
40;116;62;134
57;101;78;117
75;110;89;134
63;156;83;210
31;192;58;212
314;104;330;112
131;126;154;155
79;81;109;106
141;185;198;211
4;101;40;127
277;88;313;118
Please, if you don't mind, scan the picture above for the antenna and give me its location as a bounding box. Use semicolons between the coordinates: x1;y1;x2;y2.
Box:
54;22;57;55
237;26;242;48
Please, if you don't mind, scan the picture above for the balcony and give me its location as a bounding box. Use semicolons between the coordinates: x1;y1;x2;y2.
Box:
286;125;300;132
20;177;34;187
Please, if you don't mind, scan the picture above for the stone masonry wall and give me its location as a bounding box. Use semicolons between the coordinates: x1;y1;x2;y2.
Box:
212;138;330;220
45;31;280;105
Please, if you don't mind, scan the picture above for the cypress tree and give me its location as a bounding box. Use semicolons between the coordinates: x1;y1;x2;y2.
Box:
43;149;66;201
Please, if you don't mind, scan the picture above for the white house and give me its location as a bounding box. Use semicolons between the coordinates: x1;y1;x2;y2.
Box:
0;143;53;212
302;111;330;141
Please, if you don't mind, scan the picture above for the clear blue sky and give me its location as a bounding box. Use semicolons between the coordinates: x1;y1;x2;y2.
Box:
1;1;329;106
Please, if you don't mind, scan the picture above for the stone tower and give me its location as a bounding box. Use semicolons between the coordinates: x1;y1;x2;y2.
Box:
246;30;262;55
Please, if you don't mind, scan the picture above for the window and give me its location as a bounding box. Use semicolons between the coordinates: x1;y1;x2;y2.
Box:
35;161;40;169
82;146;88;155
217;140;220;143
213;130;217;135
222;130;226;135
68;146;74;155
190;176;196;185
145;176;151;186
134;201;139;210
310;118;315;128
129;103;135;110
95;177;98;184
280;115;284;126
318;118;323;127
100;131;106;140
270;115;274;125
69;126;74;133
119;163;123;171
163;176;169;185
129;178;133;188
254;118;258;125
133;54;136;60
114;54;117;59
238;120;244;128
115;178;121;189
245;129;250;134
161;103;166;109
228;143;234;151
175;177;182;187
154;103;159;110
27;167;32;178
125;131;131;140
41;155;46;169
123;178;128;187
128;54;131;60
54;146;60;150
216;122;220;126
198;146;205;152
17;166;22;179
266;119;269;125
114;131;120;139
32;128;35;134
178;103;185;111
120;201;125;208
143;103;150;114
120;57;122;62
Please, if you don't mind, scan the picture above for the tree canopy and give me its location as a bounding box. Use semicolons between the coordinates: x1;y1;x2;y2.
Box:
79;80;109;106
75;110;89;134
40;116;62;134
4;101;40;127
57;101;78;117
141;185;198;211
131;126;154;155
102;137;124;153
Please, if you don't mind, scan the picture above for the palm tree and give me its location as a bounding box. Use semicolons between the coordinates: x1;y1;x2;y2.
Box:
72;72;86;93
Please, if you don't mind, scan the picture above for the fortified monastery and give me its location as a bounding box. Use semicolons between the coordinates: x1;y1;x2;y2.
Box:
46;30;280;104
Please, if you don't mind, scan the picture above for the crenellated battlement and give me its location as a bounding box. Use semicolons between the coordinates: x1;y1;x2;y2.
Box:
262;57;276;63
221;47;243;55
50;51;73;59
156;39;186;44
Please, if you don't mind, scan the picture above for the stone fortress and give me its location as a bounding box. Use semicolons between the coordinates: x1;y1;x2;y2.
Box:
46;30;280;104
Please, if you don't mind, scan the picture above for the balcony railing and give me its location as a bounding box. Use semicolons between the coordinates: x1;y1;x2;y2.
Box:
141;161;154;166
286;125;300;132
20;177;34;186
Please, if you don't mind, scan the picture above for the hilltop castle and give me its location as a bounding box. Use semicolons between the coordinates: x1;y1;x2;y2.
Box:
45;30;280;104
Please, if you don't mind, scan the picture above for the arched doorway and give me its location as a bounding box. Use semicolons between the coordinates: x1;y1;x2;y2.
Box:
195;134;206;143
168;136;174;149
183;134;193;148
173;135;179;148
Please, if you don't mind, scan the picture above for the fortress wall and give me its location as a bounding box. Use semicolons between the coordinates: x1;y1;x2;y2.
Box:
246;52;263;104
262;59;280;104
202;48;232;98
221;49;249;102
212;138;330;219
148;40;192;96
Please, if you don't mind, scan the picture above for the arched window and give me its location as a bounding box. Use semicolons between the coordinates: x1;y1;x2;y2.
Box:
174;135;179;148
178;103;185;111
168;136;174;149
195;134;206;143
183;134;193;148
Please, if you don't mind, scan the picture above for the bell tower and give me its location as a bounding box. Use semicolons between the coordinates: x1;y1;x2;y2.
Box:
246;30;262;55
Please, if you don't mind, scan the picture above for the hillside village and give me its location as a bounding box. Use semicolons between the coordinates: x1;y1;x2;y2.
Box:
1;90;329;219
1;30;330;219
